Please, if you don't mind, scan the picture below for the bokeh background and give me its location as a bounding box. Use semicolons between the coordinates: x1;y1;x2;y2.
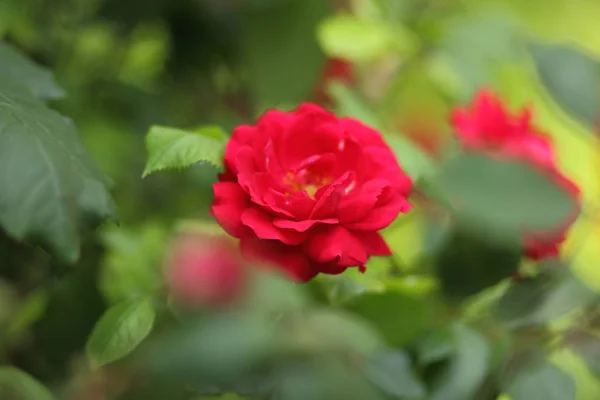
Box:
2;0;600;398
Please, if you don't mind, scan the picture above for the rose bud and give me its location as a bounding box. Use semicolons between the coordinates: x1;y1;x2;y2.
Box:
451;89;581;259
165;234;246;306
211;103;413;282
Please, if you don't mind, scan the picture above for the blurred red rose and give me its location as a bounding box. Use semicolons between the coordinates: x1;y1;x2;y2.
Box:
211;103;412;282
166;235;246;306
451;89;581;259
313;58;355;107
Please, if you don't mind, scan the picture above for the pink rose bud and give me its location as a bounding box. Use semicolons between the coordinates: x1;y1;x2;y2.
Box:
166;235;246;306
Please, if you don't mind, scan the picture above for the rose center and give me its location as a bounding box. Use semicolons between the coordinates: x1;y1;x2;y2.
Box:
283;171;331;199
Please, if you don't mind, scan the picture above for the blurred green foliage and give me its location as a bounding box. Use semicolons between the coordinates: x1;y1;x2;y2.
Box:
2;0;600;399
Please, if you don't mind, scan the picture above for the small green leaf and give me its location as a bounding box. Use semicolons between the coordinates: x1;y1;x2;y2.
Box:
504;361;575;400
86;297;156;369
366;350;426;399
317;14;408;63
348;291;432;347
0;367;54;400
142;125;226;177
429;324;490;400
0;41;65;100
529;41;600;129
437;153;578;239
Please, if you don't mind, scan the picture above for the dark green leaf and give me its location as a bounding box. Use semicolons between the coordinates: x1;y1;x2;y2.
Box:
495;261;597;327
366;350;426;399
0;41;65;100
348;291;432;347
86;297;156;369
438;153;578;239
0;80;115;262
239;0;328;108
530;42;600;129
504;361;575;400
0;367;54;400
142;125;226;177
429;324;490;400
435;227;522;300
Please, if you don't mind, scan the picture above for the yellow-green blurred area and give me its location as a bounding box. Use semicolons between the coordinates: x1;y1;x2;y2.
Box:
3;0;600;399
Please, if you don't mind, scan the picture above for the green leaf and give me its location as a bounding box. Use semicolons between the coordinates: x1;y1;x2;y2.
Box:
429;324;490;400
529;41;600;129
365;350;426;399
86;297;156;369
504;361;575;400
437;153;578;240
495;261;597;327
435;227;522;300
0;79;115;262
348;291;432;347
0;41;65;100
142;125;226;177
0;367;54;400
317;14;410;63
239;0;328;108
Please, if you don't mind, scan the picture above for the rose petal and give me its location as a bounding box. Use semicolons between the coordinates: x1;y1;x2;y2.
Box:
241;207;306;245
353;231;392;256
240;237;317;282
211;182;251;238
273;218;338;232
346;194;412;231
304;226;368;267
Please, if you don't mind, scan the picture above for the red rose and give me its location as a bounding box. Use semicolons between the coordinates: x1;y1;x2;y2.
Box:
166;235;246;306
211;103;412;282
451;89;581;260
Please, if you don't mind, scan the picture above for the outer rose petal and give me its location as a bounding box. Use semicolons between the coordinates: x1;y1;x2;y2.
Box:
353;231;392;256
304;226;369;267
211;182;250;238
240;237;317;282
241;207;306;245
346;194;412;231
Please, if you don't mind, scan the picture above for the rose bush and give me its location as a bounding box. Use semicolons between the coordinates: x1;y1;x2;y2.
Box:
211;103;412;282
451;89;581;259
